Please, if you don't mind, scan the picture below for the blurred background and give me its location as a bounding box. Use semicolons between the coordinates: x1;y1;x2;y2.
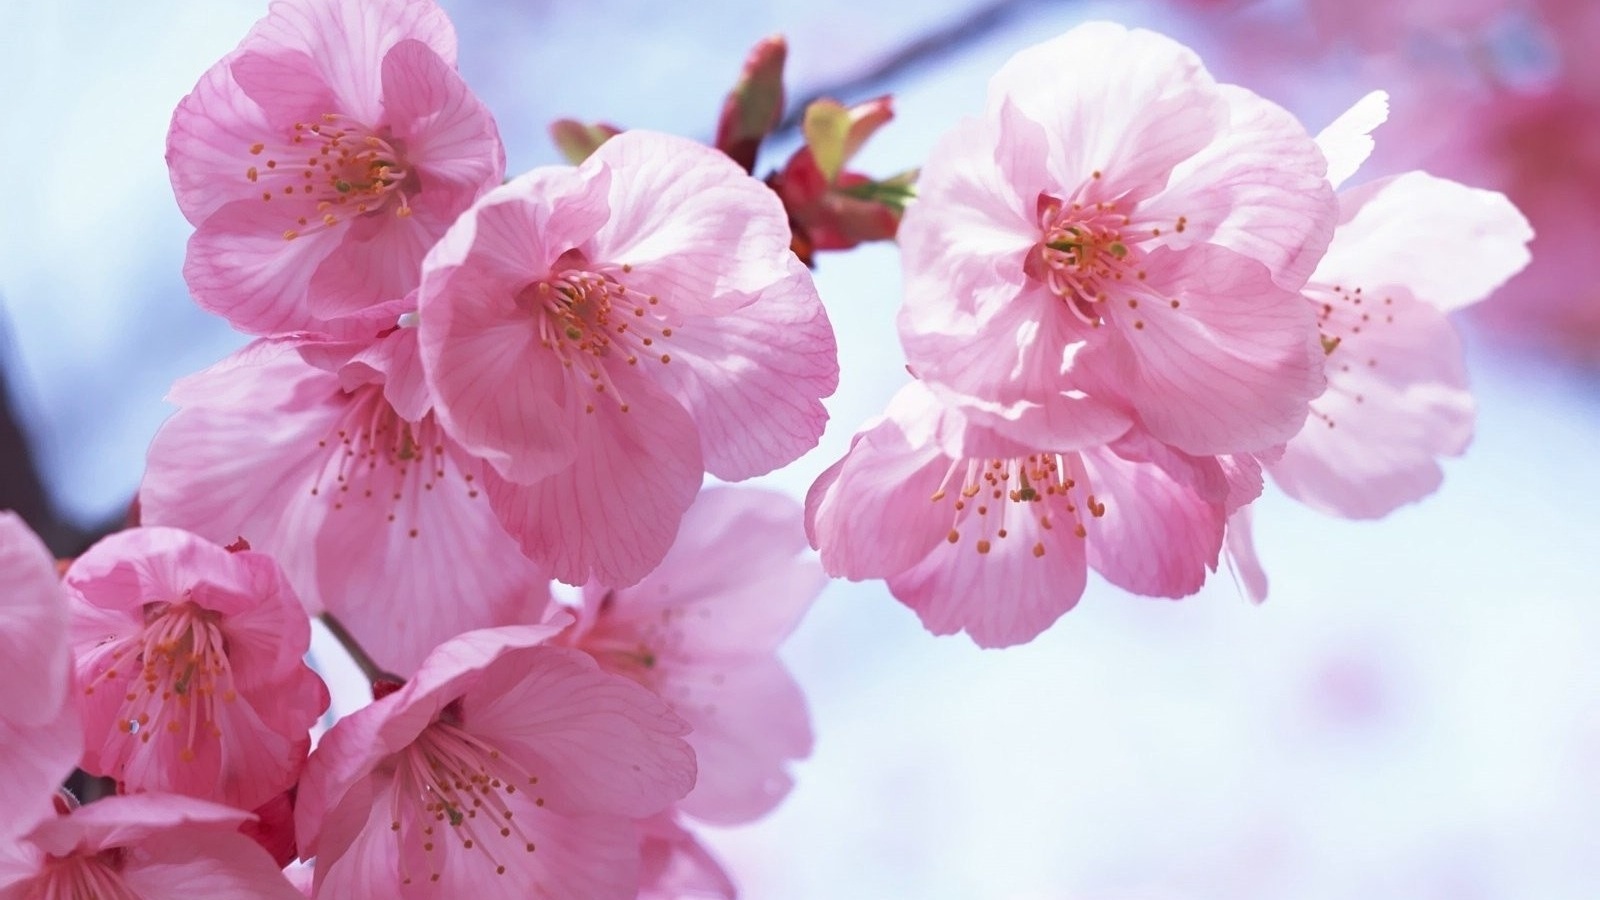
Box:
2;0;1597;897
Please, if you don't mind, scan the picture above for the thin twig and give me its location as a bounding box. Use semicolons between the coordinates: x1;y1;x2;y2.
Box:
775;0;1034;135
320;612;402;685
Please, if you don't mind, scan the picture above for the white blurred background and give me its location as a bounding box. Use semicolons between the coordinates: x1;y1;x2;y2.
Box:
1;1;1596;897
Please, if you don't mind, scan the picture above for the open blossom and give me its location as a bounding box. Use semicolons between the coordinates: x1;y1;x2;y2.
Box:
64;527;328;812
565;486;823;824
0;514;79;846
141;323;551;676
0;794;303;900
168;0;504;334
898;22;1333;455
1267;93;1533;519
295;623;695;898
807;382;1260;647
417;130;838;586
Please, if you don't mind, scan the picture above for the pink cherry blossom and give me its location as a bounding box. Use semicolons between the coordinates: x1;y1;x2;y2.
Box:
636;813;736;900
565;486;823;824
417;129;838;587
168;0;504;334
897;22;1333;456
0;793;302;899
295;624;695;899
807;382;1259;647
141;324;551;676
0;514;80;846
1264;96;1533;519
63;527;328;812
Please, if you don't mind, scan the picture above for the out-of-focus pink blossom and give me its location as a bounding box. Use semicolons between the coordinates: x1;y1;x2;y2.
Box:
898;22;1333;457
566;486;822;824
636;813;737;900
0;794;302;899
141;326;550;675
1264;94;1532;519
0;514;80;846
417;130;838;587
167;0;504;334
64;527;328;812
295;624;695;898
807;382;1259;647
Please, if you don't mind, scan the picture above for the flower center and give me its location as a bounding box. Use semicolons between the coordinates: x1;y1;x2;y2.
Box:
930;451;1106;557
1025;191;1146;326
517;252;677;415
391;720;546;884
245;113;416;241
309;387;477;540
84;602;236;765
33;851;140;900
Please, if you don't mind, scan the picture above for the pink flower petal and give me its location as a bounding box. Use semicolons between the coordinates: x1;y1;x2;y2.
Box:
888;506;1089;648
0;514;68;725
638;814;737;900
1315;90;1390;190
142;337;550;676
670;658;811;824
0;713;80;847
1080;439;1258;597
651;260;838;480
26;792;252;857
242;0;457;123
485;376;704;587
121;825;305;899
587;132;796;315
1136;84;1338;290
1082;243;1325;455
985;22;1223;196
1223;506;1269;604
463;646;695;818
1312;171;1534;314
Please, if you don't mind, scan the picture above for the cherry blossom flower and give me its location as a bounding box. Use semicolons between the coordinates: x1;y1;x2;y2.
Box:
64;527;328;812
416;129;838;586
167;0;504;334
0;794;303;899
141;324;550;676
295;623;695;898
807;382;1260;647
0;514;79;846
1267;93;1533;519
897;22;1333;455
564;486;822;824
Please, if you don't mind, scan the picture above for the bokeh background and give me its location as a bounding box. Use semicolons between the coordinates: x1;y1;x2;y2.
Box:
2;1;1597;897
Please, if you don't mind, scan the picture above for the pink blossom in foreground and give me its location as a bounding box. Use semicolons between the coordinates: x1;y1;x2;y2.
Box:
1267;93;1533;519
636;813;736;900
168;0;503;334
63;527;328;812
417;130;838;586
0;794;302;899
807;382;1259;647
566;486;822;824
141;325;551;676
0;514;79;846
295;624;695;898
898;22;1332;455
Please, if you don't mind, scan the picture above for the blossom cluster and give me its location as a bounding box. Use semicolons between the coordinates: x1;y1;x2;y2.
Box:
807;26;1530;644
0;0;1531;897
